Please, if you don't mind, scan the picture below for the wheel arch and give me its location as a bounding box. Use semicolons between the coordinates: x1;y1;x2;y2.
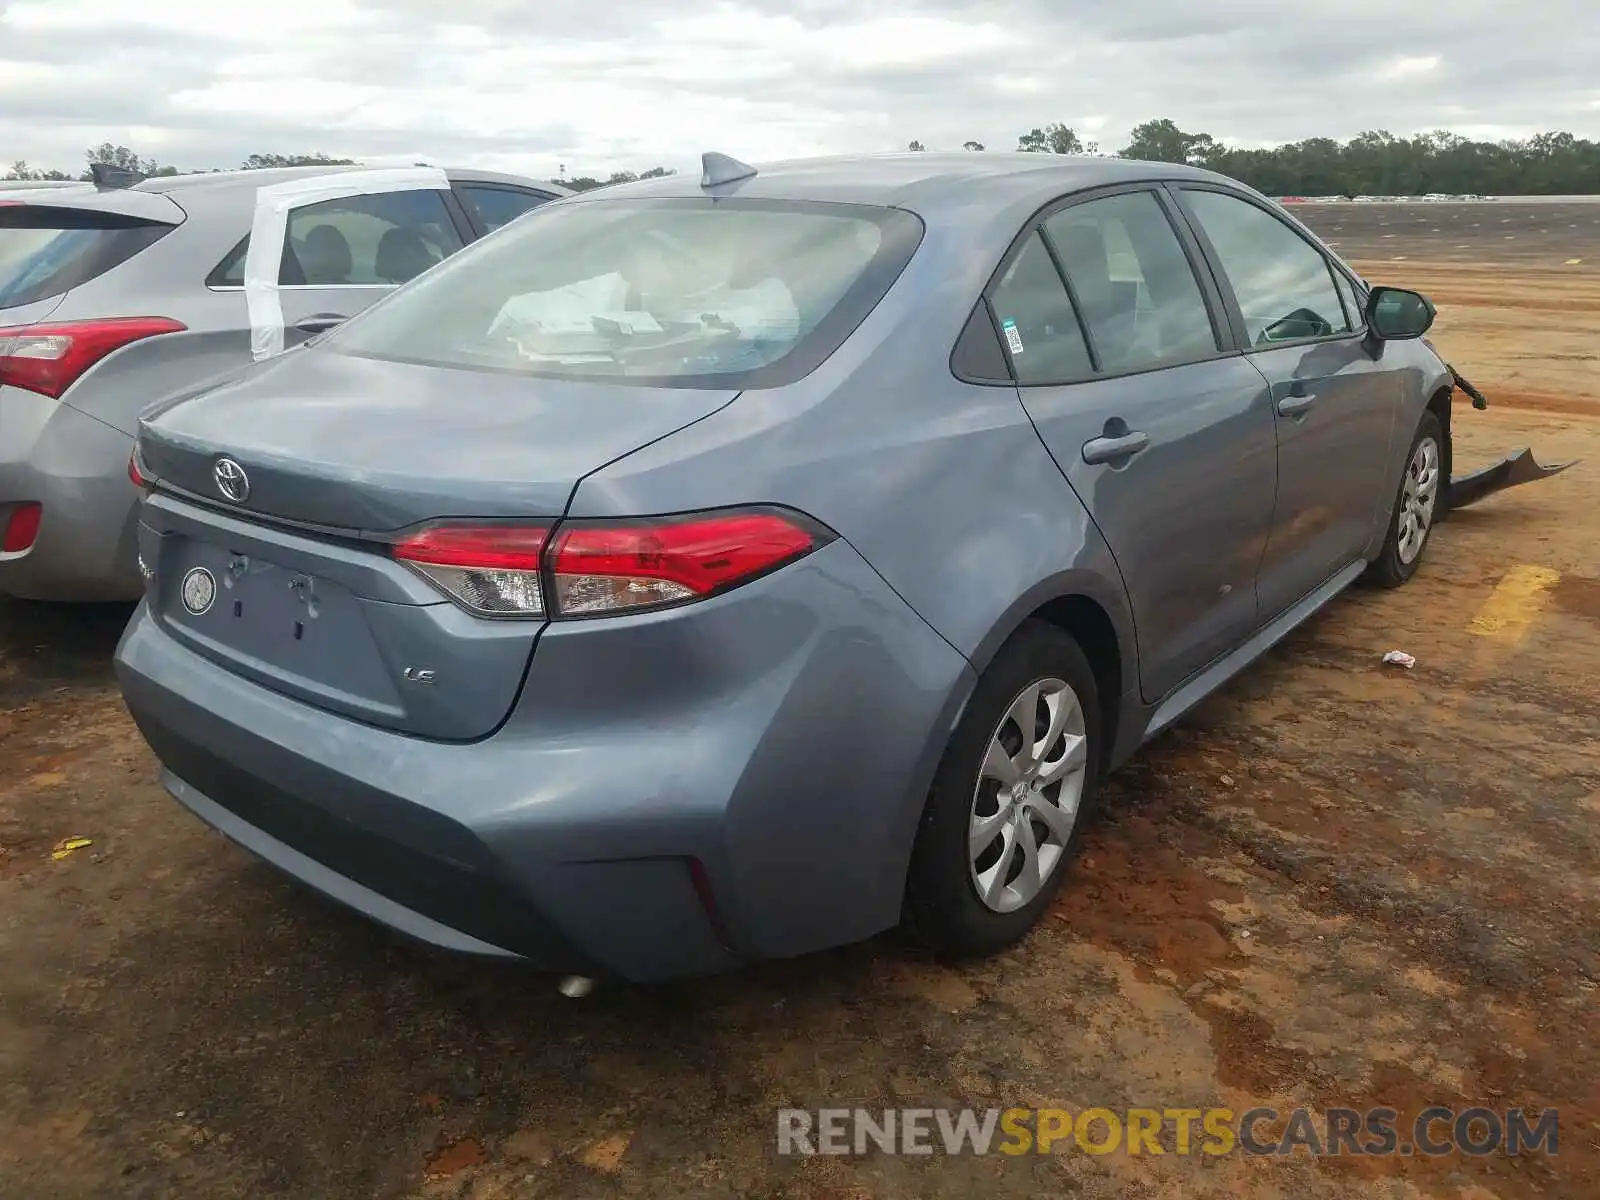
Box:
1426;382;1454;509
963;572;1136;777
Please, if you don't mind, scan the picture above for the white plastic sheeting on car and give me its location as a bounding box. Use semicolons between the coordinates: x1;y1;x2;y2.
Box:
244;166;449;362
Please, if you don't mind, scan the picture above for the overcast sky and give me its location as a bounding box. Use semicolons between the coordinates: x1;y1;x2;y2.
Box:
3;0;1597;178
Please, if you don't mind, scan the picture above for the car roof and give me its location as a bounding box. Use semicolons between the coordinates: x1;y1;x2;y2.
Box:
582;152;1242;217
133;166;570;196
0;179;87;193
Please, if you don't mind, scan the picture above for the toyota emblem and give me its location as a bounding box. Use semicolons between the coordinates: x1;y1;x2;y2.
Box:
180;567;217;616
213;457;250;503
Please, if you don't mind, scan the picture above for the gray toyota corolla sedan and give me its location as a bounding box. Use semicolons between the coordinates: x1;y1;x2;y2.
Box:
117;151;1462;983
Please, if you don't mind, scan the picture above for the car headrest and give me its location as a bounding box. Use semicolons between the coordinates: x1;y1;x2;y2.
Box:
374;226;436;284
300;223;353;285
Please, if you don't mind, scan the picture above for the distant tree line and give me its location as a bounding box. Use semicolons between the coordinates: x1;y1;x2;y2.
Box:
2;144;676;193
555;166;676;192
3;143;360;182
10;123;1599;195
912;119;1600;195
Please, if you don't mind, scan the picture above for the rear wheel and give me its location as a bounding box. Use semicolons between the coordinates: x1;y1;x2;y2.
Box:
905;621;1101;957
1365;410;1444;588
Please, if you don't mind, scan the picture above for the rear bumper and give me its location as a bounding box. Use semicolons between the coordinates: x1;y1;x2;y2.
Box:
0;387;141;601
116;538;975;981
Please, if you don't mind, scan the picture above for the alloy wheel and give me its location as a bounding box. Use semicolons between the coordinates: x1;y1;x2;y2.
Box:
1397;436;1441;565
969;677;1090;914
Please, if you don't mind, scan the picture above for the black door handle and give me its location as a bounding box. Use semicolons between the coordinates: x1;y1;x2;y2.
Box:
1082;430;1151;465
294;312;349;335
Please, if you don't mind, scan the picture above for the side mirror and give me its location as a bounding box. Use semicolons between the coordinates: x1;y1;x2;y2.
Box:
1366;286;1435;340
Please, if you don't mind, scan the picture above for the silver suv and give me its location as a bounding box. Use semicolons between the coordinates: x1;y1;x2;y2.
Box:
1;165;568;601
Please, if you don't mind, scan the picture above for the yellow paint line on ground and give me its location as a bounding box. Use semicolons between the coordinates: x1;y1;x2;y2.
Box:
1467;565;1562;644
1565;258;1584;265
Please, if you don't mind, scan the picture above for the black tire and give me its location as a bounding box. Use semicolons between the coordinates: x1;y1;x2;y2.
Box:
904;620;1102;958
1364;410;1445;589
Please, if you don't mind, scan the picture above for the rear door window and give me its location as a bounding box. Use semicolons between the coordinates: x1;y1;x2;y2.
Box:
208;188;467;288
987;230;1092;383
458;185;555;233
0;207;172;309
282;189;465;285
1043;191;1219;373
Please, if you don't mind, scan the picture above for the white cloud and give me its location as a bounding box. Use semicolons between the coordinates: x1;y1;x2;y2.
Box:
4;0;377;38
1382;54;1442;79
1;0;1596;179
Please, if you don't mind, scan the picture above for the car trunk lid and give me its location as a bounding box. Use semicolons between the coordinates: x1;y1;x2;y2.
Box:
134;348;739;740
137;349;740;528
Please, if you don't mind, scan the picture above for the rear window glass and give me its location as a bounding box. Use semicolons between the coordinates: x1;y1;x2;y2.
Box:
0;209;171;310
323;197;924;389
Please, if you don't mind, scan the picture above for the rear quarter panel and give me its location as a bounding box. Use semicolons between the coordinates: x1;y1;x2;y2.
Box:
567;215;1140;703
564;236;1140;937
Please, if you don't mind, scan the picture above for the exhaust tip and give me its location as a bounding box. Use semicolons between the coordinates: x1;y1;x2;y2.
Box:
558;975;595;999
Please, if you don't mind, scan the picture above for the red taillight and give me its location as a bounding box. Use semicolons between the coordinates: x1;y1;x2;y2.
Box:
390;509;827;619
128;452;147;489
549;511;819;616
2;503;42;555
393;524;550;617
0;317;186;400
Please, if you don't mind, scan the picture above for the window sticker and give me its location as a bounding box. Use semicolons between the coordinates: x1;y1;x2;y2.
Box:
1001;317;1024;355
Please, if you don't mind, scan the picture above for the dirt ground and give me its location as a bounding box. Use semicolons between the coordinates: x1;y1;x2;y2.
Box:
2;223;1597;1199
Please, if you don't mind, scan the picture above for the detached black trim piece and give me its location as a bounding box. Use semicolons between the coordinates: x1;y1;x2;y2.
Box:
1439;368;1578;509
1447;448;1578;511
1448;363;1491;411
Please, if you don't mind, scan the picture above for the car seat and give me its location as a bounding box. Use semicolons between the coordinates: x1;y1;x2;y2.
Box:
374;227;439;285
298;224;354;286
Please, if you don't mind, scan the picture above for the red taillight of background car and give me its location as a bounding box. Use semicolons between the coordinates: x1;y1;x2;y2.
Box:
0;317;186;400
1;503;43;555
390;509;828;619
